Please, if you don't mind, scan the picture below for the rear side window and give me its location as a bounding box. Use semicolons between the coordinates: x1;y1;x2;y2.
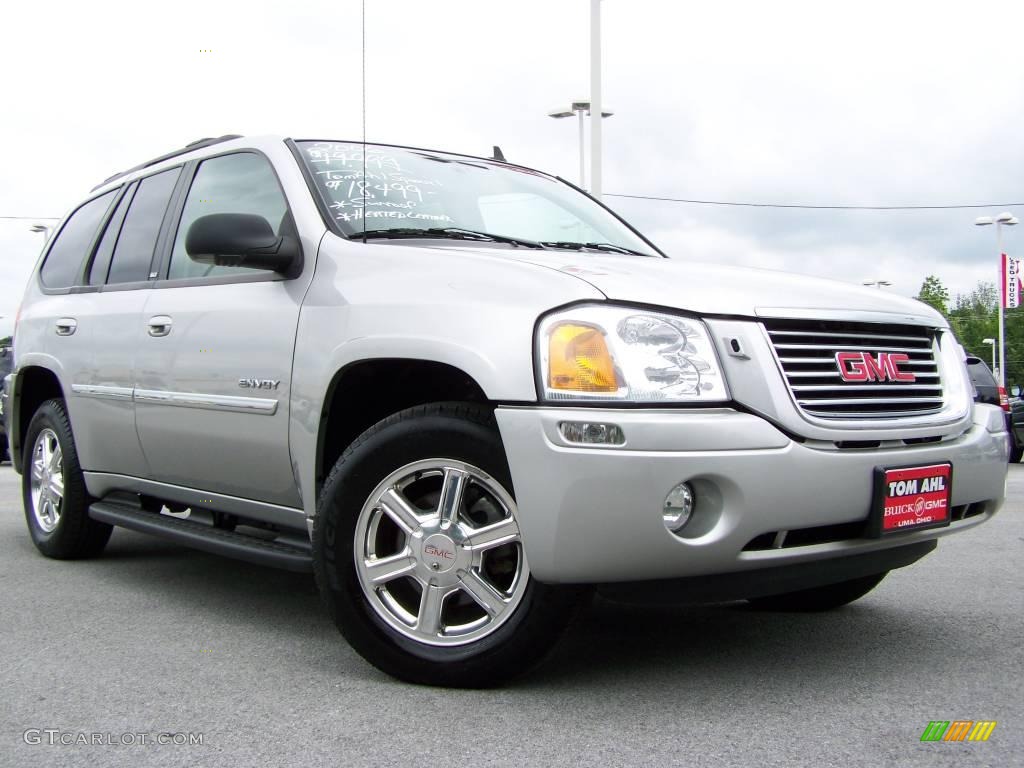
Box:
88;183;136;285
40;191;117;288
106;168;181;284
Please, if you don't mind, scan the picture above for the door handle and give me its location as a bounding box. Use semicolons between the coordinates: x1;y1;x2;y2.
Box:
55;318;77;336
147;316;173;337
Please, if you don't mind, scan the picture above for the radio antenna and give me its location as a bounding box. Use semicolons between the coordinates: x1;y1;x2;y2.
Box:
361;0;367;243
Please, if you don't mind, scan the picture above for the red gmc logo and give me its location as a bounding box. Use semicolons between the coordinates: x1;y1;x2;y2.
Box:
424;545;455;560
835;351;916;383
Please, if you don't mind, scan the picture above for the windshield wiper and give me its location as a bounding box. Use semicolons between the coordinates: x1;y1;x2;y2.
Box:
352;227;545;249
539;241;654;257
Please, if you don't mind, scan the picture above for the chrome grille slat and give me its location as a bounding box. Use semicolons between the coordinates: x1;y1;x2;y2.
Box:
777;356;937;365
773;344;931;353
763;319;944;419
785;370;941;379
797;397;945;406
792;384;943;392
768;330;932;343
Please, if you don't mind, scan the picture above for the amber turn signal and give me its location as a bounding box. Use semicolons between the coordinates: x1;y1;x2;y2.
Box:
548;323;618;393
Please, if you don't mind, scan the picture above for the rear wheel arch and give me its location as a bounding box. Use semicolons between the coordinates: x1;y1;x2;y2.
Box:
316;358;491;493
12;366;65;473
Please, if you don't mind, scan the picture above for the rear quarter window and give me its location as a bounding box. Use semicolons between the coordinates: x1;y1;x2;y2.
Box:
40;190;117;289
106;168;181;284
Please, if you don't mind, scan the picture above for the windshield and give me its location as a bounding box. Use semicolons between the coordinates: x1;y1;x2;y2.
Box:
296;141;659;256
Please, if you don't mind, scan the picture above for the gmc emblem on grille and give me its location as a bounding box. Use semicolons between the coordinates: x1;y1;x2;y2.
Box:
835;351;916;383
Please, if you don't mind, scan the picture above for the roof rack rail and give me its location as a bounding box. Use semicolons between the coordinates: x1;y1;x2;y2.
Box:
91;134;243;191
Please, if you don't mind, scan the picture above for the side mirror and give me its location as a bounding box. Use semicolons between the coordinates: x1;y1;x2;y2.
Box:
1012;385;1021;398
185;213;301;276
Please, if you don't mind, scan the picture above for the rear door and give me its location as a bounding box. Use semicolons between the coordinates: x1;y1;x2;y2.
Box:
22;189;119;472
134;151;311;508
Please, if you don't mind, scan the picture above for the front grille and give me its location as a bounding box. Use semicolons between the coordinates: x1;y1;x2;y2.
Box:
763;319;944;419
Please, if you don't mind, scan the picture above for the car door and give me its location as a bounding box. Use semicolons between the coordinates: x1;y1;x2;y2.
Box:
134;150;310;508
24;188;121;473
68;167;185;478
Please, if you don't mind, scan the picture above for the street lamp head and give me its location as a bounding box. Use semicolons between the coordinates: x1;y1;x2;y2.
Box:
983;338;996;345
996;212;1019;225
975;216;994;226
550;102;614;118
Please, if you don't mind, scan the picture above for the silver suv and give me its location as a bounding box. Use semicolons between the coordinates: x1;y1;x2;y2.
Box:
5;135;1007;686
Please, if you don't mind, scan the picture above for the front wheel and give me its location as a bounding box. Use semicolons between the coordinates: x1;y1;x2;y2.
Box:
313;402;584;687
747;572;888;612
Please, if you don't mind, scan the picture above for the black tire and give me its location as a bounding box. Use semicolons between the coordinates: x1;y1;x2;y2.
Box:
22;399;111;559
747;572;888;612
313;402;585;687
0;438;8;464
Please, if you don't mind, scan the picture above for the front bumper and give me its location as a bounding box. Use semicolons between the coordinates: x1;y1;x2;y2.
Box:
495;404;1007;584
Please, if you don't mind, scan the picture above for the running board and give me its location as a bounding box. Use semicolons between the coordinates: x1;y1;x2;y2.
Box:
88;501;313;573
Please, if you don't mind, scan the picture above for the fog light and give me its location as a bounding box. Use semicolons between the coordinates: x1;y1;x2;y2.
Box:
663;482;695;532
558;421;625;445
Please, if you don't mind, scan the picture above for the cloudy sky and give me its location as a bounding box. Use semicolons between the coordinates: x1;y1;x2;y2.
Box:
2;0;1023;337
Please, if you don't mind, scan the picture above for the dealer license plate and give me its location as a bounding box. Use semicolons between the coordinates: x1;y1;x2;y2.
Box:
870;463;953;537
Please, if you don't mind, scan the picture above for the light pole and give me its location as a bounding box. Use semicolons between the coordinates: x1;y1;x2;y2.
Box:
547;101;614;189
862;280;892;289
590;0;603;198
975;212;1018;388
983;337;997;373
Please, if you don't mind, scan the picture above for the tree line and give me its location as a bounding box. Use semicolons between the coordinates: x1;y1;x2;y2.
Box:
916;275;1022;388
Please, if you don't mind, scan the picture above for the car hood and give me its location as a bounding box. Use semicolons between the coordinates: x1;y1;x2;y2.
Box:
488;249;945;326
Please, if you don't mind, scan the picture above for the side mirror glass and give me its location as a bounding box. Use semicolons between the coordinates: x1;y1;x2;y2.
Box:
185;213;301;276
1012;385;1021;398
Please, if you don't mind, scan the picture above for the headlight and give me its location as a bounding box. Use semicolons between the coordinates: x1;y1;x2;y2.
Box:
537;304;729;402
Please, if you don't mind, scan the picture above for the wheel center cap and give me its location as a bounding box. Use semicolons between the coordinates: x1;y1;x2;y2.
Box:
422;534;458;573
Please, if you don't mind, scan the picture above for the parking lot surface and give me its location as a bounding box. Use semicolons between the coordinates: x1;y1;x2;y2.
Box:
0;464;1020;767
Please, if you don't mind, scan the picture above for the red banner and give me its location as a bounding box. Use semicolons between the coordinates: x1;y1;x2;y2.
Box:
1003;252;1021;309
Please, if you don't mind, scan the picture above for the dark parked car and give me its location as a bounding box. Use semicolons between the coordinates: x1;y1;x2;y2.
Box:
1009;395;1024;464
965;356;1018;462
0;345;11;462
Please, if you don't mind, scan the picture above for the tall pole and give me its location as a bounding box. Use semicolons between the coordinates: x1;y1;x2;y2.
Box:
997;222;1006;388
577;109;586;188
590;0;602;199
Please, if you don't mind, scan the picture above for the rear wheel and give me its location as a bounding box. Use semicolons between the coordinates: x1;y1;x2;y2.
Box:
313;402;584;687
747;572;887;612
22;399;111;559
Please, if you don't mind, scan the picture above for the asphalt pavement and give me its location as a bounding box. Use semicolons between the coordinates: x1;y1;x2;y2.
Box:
0;464;1020;767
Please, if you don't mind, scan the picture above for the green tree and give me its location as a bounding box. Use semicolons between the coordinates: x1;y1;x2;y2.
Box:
948;282;997;363
916;275;950;315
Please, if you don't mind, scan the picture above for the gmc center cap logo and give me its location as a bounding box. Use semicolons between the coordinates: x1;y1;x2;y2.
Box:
422;534;457;572
835;351;916;383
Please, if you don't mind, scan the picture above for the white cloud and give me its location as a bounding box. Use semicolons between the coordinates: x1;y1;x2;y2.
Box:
1;0;1022;336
